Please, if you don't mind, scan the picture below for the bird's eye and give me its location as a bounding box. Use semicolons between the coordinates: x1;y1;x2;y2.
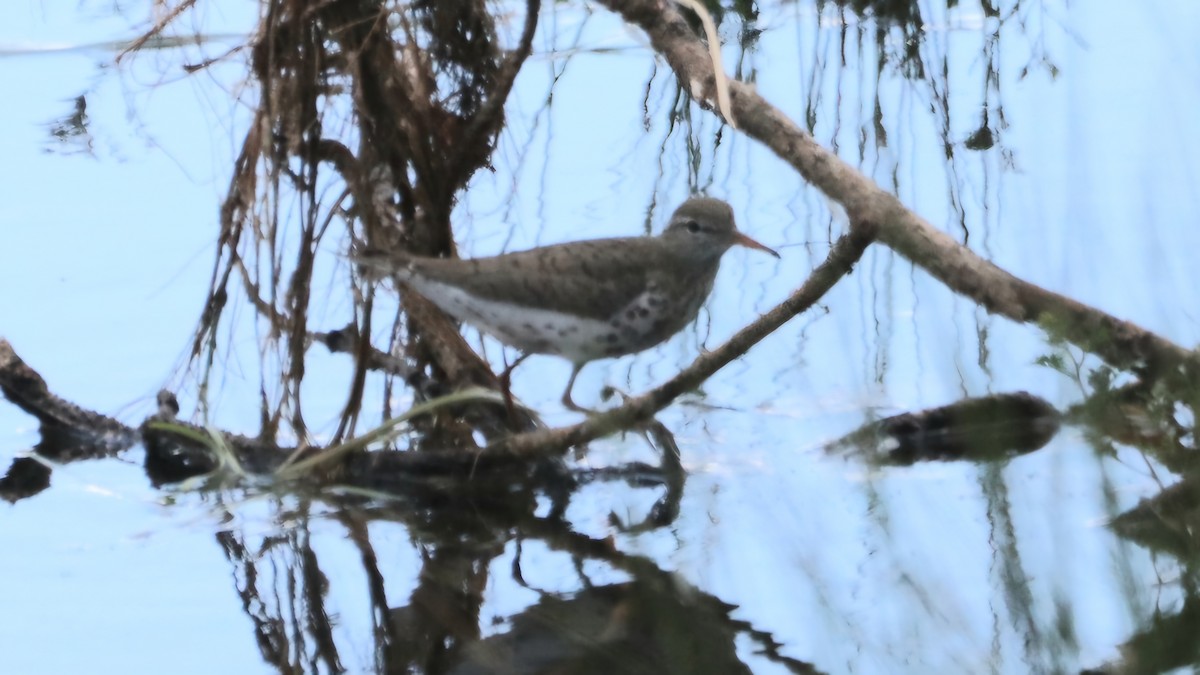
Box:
685;220;701;233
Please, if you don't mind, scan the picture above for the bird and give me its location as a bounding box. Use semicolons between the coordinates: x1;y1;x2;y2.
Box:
357;197;779;411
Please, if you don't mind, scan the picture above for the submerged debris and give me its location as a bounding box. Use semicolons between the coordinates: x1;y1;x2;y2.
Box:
831;391;1061;465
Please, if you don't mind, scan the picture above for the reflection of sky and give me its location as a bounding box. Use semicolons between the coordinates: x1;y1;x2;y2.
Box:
1;0;1198;672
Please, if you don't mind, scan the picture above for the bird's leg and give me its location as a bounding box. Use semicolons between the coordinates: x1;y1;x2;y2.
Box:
560;363;595;413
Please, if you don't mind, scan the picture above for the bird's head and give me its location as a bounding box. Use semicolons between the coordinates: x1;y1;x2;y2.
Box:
662;197;779;261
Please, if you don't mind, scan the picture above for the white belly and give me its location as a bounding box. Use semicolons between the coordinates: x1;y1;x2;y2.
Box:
408;278;620;364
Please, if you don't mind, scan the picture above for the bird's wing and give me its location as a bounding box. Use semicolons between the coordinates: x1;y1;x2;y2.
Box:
405;237;657;321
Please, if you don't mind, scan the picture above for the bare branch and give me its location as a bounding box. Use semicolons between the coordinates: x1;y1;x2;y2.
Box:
596;0;1199;384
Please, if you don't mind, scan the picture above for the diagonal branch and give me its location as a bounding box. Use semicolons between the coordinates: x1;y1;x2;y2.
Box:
597;0;1199;385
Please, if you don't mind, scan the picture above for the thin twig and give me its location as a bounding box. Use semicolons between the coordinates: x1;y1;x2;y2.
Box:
115;0;199;64
673;0;736;128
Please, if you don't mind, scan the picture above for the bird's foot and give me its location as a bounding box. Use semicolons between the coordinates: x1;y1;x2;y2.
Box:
561;390;599;415
599;385;633;405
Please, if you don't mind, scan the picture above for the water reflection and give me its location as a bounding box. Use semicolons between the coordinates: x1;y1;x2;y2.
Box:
211;475;815;674
4;0;1200;673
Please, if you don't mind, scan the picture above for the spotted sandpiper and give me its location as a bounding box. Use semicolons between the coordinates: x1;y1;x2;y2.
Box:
357;197;779;411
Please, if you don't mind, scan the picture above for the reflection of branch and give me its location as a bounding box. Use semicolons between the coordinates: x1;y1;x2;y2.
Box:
297;527;344;673
597;0;1199;385
216;530;293;670
219;523;346;673
1086;589;1200;674
341;514;396;664
618;420;685;531
515;515;821;674
1109;476;1200;560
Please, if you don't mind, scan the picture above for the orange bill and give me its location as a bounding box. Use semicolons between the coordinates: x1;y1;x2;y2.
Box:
733;231;781;258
